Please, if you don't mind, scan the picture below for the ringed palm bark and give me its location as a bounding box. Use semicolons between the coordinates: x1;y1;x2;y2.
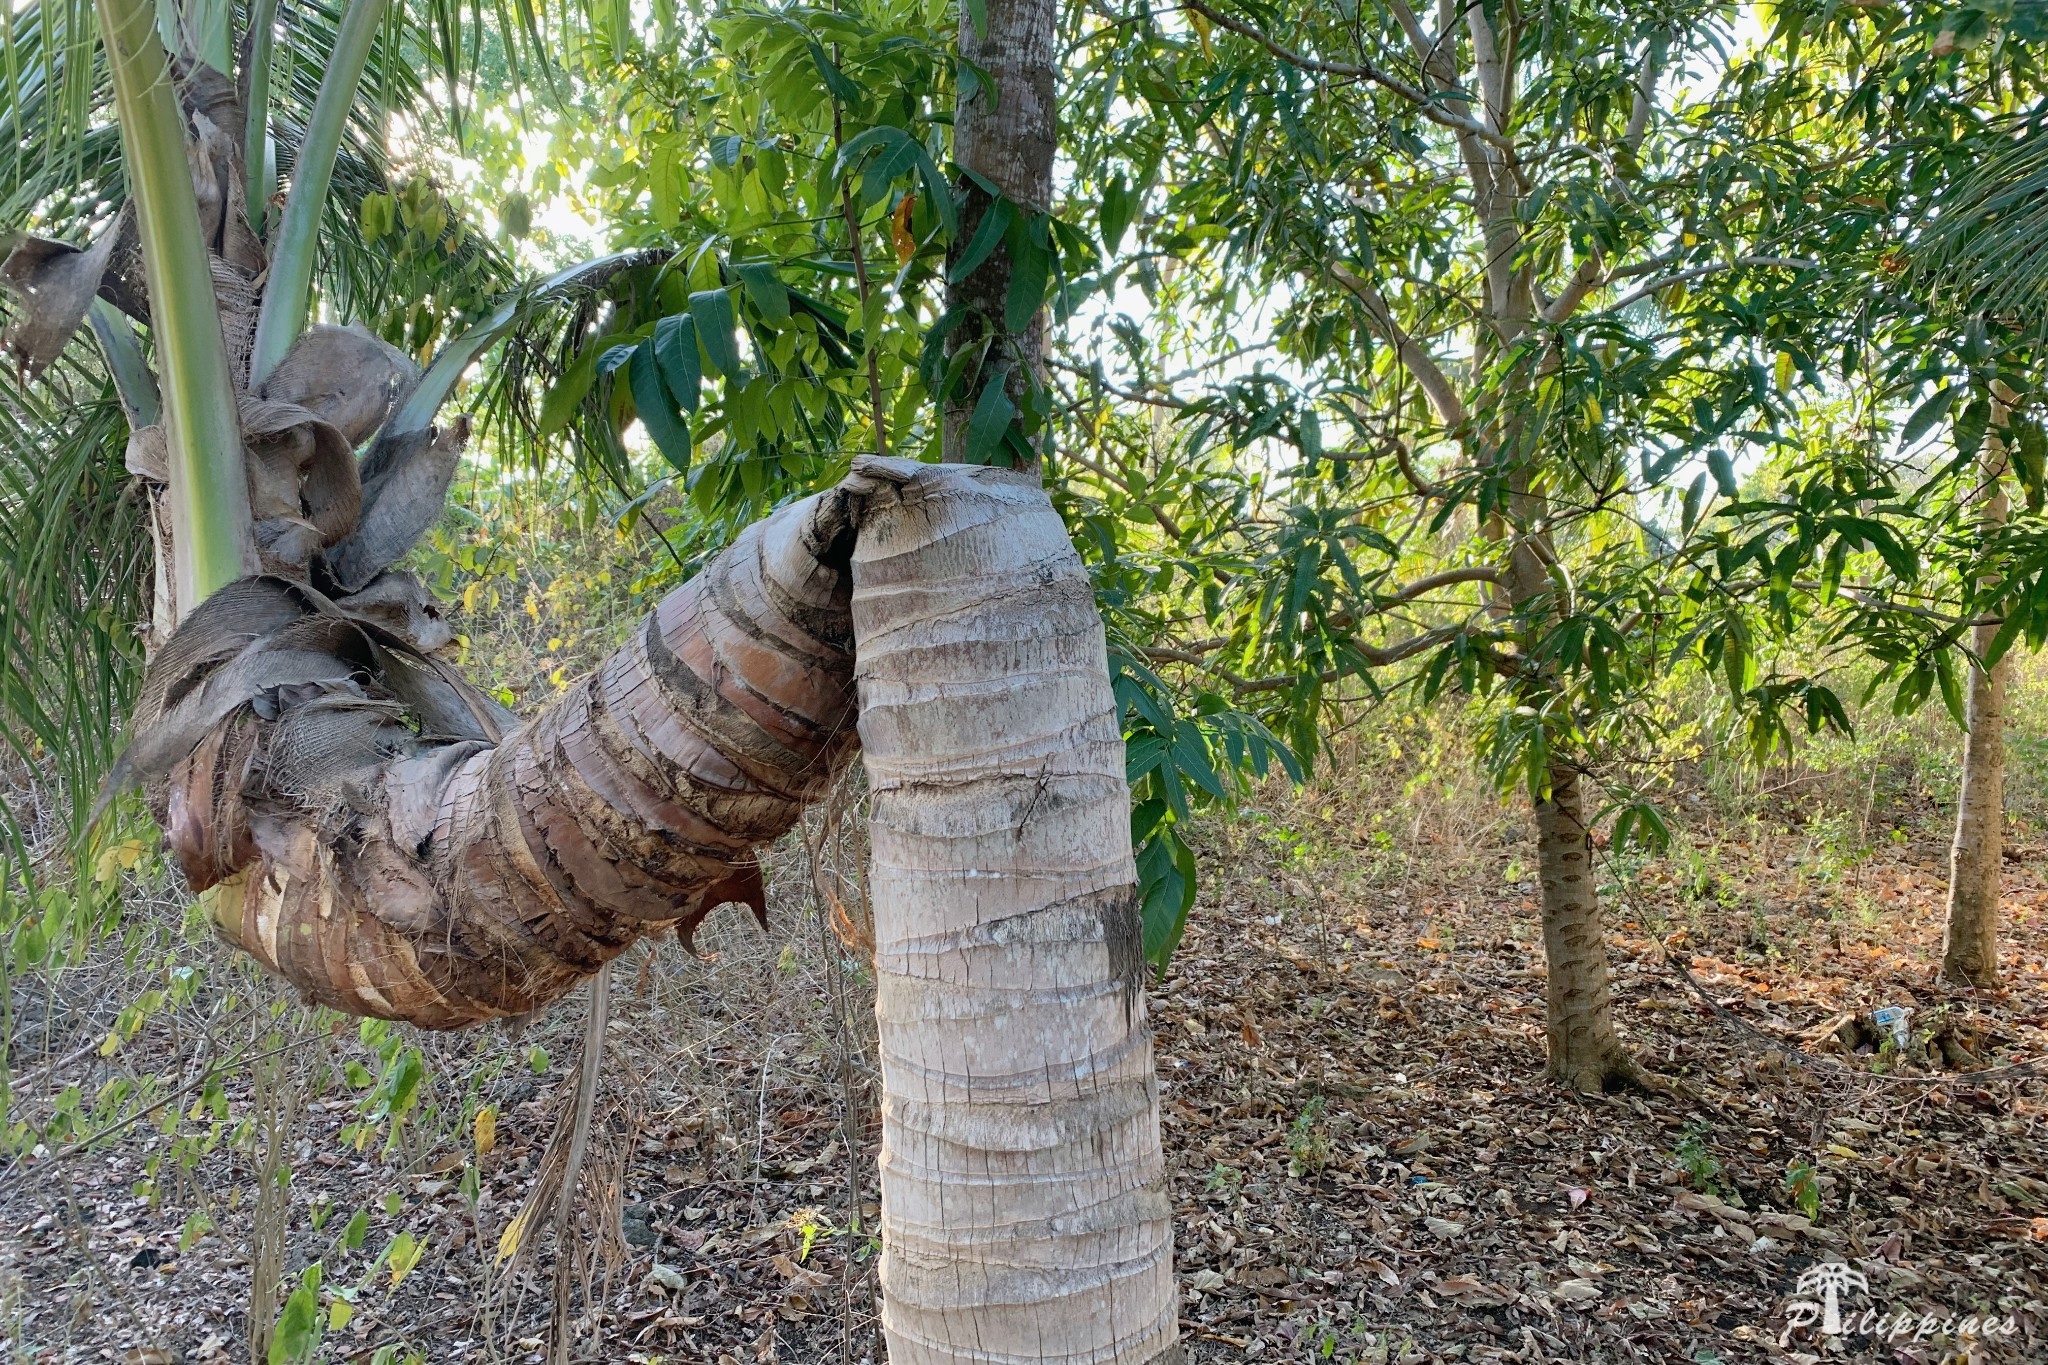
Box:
46;0;1180;1355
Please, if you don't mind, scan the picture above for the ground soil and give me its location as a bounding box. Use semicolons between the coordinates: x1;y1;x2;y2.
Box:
2;779;2045;1365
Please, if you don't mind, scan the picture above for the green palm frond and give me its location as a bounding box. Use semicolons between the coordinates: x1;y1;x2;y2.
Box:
0;358;145;902
1921;119;2048;322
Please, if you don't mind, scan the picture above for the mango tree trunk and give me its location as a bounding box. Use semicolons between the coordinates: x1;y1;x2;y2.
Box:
1505;489;1636;1093
1533;763;1634;1092
1944;399;2011;989
854;462;1179;1365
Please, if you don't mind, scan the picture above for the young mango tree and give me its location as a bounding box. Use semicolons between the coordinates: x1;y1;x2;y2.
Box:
1052;0;2008;1091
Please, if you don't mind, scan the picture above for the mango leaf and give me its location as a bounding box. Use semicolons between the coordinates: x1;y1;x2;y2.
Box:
690;289;743;378
1005;213;1052;333
1901;384;1954;445
1100;173;1137;252
963;376;1016;464
629;342;692;472
950;197;1013;282
1707;449;1738;497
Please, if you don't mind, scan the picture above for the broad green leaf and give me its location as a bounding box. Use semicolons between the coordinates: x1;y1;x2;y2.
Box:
629;342;692;472
963;377;1016;465
653;314;702;412
690;289;743;378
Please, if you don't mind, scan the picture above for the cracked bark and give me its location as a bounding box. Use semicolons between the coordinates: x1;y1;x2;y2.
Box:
1944;401;2011;989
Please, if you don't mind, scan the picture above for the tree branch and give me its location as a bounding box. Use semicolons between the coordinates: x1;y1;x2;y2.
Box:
1328;264;1470;432
1182;0;1514;150
1602;256;1819;314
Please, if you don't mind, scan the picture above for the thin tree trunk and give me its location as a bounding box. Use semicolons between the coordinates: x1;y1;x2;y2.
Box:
941;0;1056;467
854;459;1180;1365
1502;464;1636;1091
1534;763;1635;1092
1944;402;2011;988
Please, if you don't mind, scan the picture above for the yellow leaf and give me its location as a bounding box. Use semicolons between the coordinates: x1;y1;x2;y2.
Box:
1825;1143;1859;1160
99;1031;122;1057
474;1106;497;1157
892;193;918;268
387;1231;424;1288
93;837;147;884
1189;8;1213;58
328;1299;354;1332
498;1204;535;1263
461;581;480;614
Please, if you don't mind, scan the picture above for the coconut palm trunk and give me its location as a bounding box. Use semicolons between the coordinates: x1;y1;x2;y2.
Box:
855;466;1179;1365
55;0;1180;1353
1944;397;2012;988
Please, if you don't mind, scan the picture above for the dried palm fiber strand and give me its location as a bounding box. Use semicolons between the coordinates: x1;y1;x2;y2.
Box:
849;458;1178;1365
116;478;867;1027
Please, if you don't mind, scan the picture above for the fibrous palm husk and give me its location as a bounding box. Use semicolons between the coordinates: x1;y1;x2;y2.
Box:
0;206;148;381
112;479;870;1026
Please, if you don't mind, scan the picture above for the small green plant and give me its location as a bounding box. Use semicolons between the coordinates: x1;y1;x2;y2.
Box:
1674;1119;1724;1195
267;1262;323;1364
1288;1096;1331;1177
1204;1162;1244;1198
1784;1159;1821;1219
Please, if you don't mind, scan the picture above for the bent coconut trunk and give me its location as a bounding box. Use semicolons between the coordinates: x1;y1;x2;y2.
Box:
128;458;1178;1360
128;480;866;1023
853;461;1179;1365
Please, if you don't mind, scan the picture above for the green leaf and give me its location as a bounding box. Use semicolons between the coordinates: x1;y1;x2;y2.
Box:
1707;449;1738;498
1935;651;1968;731
964;377;1016;465
950;197;1013;282
1681;472;1707;537
734;263;791;325
536;343;602;436
1955;396;1990;461
806;41;860;105
629;341;692;472
963;0;987;42
1005;214;1051;334
268;1263;323;1364
653;314;702;412
1137;826;1198;971
690;289;743;378
833;126;956;237
1901;384;1954;445
359;192;395;244
1100;173;1137;253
